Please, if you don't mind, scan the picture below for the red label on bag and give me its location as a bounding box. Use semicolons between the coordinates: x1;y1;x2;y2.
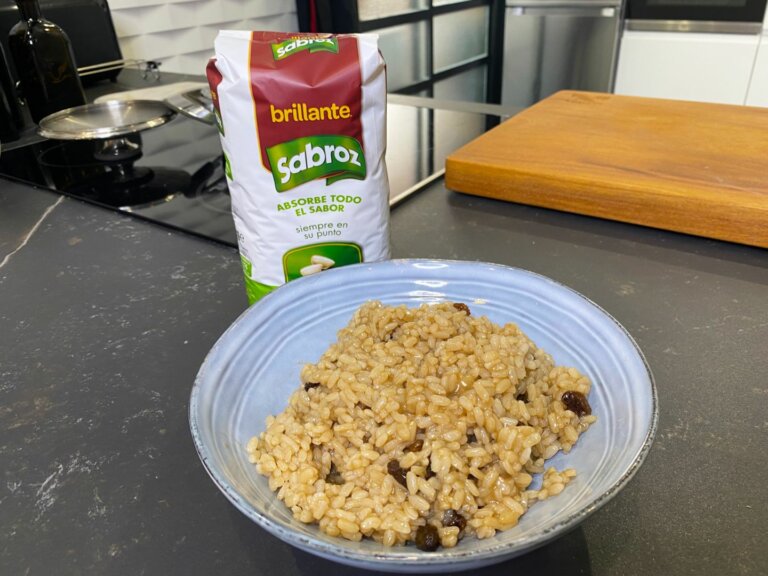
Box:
205;58;224;135
248;32;364;182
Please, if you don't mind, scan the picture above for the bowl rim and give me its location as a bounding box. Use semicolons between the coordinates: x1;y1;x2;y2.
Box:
188;258;659;568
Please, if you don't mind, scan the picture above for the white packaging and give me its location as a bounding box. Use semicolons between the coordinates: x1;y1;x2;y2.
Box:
207;31;390;303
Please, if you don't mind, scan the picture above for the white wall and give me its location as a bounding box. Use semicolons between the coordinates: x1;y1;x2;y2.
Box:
746;37;768;106
615;31;760;105
110;0;298;76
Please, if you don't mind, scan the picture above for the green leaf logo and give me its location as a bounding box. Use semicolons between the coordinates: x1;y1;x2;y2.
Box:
267;135;366;192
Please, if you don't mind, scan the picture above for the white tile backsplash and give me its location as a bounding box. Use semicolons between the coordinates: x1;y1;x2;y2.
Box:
111;0;297;75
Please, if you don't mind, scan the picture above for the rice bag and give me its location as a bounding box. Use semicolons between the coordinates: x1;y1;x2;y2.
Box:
207;31;391;303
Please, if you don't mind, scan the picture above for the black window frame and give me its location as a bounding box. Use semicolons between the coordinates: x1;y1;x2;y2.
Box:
299;0;505;104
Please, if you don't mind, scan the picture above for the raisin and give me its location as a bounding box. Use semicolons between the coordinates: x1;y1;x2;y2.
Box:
453;302;471;315
304;382;320;391
326;462;344;485
561;390;591;417
404;439;423;452
387;459;408;487
442;509;467;531
414;524;440;552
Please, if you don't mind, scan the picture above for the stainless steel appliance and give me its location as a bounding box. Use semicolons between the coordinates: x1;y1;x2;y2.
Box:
501;0;623;108
625;0;767;33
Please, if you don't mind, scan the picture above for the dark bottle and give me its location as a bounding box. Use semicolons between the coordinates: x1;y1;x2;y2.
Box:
0;45;21;141
8;0;86;124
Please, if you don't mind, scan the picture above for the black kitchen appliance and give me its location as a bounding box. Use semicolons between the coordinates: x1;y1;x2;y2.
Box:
0;71;506;248
626;0;767;29
1;112;238;243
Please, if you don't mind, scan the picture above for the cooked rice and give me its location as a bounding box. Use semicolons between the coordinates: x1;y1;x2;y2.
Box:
246;301;597;549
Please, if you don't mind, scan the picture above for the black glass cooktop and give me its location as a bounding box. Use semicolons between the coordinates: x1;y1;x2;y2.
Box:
0;97;504;247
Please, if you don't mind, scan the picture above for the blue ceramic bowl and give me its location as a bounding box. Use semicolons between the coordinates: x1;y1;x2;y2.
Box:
190;259;657;573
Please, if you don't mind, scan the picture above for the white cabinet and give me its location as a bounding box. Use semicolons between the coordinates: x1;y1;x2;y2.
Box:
615;30;760;105
746;38;768;107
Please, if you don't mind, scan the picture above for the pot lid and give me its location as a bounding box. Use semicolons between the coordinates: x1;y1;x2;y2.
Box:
37;100;177;140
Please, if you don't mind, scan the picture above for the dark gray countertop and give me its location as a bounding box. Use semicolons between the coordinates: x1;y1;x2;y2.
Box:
1;175;767;576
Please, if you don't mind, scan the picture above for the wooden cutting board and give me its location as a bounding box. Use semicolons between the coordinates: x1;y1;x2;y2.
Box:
445;90;768;248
